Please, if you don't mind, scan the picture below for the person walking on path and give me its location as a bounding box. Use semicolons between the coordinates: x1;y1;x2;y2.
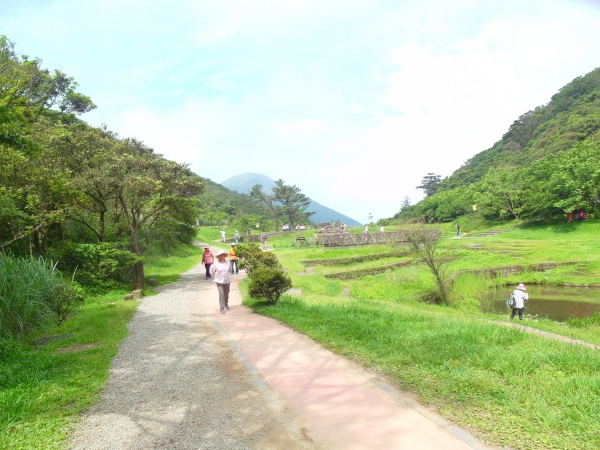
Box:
510;283;529;320
210;250;231;314
220;229;226;243
201;246;213;279
455;223;461;237
261;230;268;250
234;230;240;243
229;243;239;275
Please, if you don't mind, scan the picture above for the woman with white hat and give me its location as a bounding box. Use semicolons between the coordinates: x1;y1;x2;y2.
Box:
510;283;529;320
210;250;231;314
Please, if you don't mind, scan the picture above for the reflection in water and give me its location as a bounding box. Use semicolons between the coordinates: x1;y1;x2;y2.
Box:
479;285;600;322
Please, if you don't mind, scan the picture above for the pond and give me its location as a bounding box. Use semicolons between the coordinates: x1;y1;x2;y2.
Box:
478;285;600;322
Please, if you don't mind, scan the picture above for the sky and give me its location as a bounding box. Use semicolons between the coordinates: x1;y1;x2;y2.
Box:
2;0;600;223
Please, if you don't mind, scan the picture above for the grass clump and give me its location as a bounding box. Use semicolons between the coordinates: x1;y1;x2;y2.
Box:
0;254;83;337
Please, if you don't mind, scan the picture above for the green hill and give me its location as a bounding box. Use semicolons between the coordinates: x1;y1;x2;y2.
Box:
402;67;600;222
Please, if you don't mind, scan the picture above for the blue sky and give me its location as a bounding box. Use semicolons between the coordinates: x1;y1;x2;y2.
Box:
3;0;600;222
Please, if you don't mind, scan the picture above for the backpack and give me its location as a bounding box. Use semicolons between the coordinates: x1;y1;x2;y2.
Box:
506;295;516;308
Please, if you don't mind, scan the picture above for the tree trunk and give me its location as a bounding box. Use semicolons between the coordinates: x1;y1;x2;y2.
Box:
133;260;145;290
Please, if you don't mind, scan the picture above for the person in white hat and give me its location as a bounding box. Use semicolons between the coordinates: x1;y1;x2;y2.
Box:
210;250;231;313
510;283;529;320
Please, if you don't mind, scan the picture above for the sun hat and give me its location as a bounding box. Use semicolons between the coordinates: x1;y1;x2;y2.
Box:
215;250;228;258
231;243;236;246
517;283;526;290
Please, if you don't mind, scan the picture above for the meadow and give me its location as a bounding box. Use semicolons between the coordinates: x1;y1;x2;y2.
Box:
241;218;600;450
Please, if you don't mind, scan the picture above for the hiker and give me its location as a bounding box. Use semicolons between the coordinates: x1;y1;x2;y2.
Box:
234;230;240;243
579;211;586;221
210;250;231;314
456;223;461;237
229;243;239;275
202;246;213;279
220;229;226;243
510;283;529;320
261;230;268;250
380;226;385;232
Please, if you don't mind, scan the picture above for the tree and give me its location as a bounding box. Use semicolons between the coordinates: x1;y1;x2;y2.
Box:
400;196;411;210
271;179;314;227
405;228;451;304
474;167;525;220
114;139;205;289
249;184;282;231
416;173;443;197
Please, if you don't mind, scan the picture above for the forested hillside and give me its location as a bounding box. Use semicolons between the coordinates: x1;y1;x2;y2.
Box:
400;67;600;222
0;36;205;289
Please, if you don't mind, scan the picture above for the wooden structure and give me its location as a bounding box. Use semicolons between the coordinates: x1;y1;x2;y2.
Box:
317;229;439;247
295;236;307;247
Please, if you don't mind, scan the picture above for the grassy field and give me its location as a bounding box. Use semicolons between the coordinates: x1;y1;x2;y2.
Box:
241;218;600;450
0;243;204;450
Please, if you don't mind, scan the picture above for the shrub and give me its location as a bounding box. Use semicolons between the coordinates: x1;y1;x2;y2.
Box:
236;242;281;273
247;267;292;304
0;254;84;337
47;242;140;288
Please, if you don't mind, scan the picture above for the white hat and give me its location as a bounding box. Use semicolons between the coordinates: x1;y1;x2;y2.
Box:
215;250;228;258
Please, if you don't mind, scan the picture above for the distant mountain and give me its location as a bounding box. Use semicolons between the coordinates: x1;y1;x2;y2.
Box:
221;173;362;226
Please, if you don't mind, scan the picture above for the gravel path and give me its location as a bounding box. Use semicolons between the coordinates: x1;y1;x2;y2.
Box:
69;259;309;450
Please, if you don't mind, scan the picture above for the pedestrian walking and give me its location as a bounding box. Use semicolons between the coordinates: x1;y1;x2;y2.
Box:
234;230;240;243
510;283;529;320
202;246;213;279
220;229;226;243
261;231;267;250
229;243;239;275
456;223;461;237
210;250;231;314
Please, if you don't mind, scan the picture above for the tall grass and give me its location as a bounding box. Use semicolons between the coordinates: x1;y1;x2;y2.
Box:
0;254;80;337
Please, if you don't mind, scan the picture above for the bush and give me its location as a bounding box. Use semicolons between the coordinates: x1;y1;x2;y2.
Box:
247;267;292;304
0;254;84;337
236;242;281;273
47;242;140;288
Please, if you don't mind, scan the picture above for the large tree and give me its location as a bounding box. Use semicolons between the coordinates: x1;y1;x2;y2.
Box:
249;184;282;231
114;139;205;289
271;179;314;228
416;173;443;197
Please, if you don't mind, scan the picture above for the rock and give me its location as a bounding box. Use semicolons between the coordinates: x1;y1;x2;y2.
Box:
148;279;158;286
124;294;134;300
132;289;143;300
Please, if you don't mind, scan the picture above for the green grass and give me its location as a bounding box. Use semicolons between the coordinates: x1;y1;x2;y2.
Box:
0;243;204;450
240;217;600;450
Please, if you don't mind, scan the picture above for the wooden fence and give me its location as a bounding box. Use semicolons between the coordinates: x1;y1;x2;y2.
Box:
317;229;440;247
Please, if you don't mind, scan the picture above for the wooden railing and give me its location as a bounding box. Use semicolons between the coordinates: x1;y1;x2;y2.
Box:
317;229;440;246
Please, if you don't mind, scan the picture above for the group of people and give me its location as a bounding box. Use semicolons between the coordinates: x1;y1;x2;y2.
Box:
201;242;242;314
202;229;270;314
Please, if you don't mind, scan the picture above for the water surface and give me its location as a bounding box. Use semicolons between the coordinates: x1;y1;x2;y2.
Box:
479;285;600;321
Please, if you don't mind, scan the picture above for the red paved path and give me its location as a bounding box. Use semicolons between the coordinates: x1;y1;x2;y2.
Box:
199;272;491;450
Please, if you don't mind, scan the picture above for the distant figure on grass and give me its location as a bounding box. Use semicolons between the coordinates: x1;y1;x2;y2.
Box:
510;283;529;320
261;231;268;250
380;226;384;232
220;229;226;243
229;243;239;275
202;246;213;279
234;230;240;243
455;223;461;237
579;211;586;221
210;250;231;314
